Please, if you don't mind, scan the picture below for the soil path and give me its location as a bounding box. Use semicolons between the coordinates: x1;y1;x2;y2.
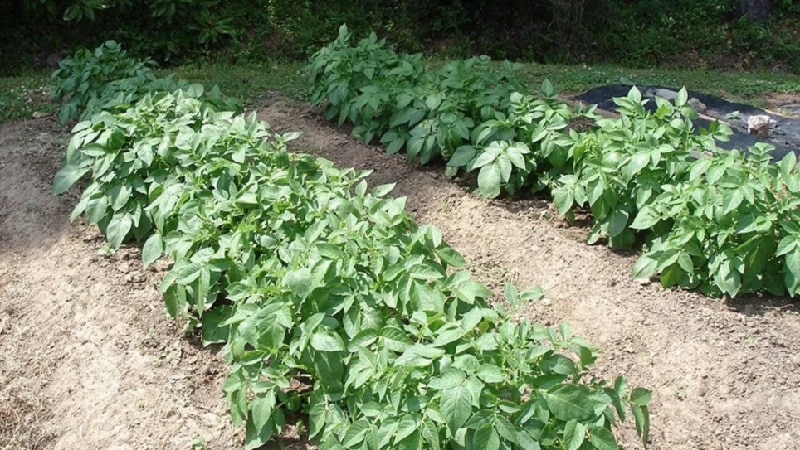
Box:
0;119;239;449
257;95;800;450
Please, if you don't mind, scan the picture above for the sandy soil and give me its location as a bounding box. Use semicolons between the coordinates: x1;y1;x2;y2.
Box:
2;94;800;449
0;119;239;450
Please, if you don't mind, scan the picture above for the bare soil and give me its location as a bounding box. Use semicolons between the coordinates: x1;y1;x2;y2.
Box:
2;94;799;449
0;119;239;450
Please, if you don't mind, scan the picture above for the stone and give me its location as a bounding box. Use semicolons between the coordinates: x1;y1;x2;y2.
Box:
688;98;707;112
654;89;678;101
747;114;775;137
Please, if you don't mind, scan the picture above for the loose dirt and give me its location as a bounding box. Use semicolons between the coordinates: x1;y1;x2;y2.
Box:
0;119;239;450
2;93;799;449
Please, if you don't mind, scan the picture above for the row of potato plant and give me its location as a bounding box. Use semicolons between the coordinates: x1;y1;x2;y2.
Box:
309;26;800;298
52;44;651;449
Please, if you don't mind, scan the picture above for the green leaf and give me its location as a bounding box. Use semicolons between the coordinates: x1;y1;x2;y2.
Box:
627;86;642;104
630;387;651;406
503;283;517;305
395;415;418;443
472;424;500;450
106;213;132;249
784;248;800;295
631;403;650;445
309;402;327;438
448;146;476;168
342;419;371;447
632;255;657;280
607;209;629;238
675;87;688;107
776;235;797;256
200;305;232;344
562;421;587;450
630;206;659;230
476;365;504;384
587;426;620;450
440;383;473;433
311;330;346;352
660;263;683;288
542;385;596;422
476;163;502;198
142;233;163;267
553;186;574;216
53;164;90;194
284;268;315;300
251;390;276;432
541;79;555;98
429;369;466;390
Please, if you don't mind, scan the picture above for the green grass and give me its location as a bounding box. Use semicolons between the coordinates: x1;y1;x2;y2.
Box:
3;59;799;125
0;71;56;124
517;63;800;104
168;61;309;107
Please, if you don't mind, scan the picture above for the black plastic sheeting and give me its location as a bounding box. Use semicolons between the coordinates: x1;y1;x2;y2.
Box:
575;84;800;161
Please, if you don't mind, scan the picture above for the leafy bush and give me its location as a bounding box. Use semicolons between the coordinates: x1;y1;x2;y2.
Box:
50;41;240;124
447;85;590;197
310;30;800;299
551;87;731;249
50;41;155;124
631;144;800;297
53;45;651;449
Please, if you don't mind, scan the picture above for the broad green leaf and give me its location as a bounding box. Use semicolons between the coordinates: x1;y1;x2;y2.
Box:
777;235;798;256
541;79;555;98
395;415;418;443
476;364;504;384
106;213;132;249
660;263;683;288
429;368;466;390
440;383;473;433
785;248;800;295
675;87;688;107
630;206;659;230
562;421;587;450
587;426;620;450
542;385;596;422
342;418;371;447
632;255;657;279
472;424;500;450
476;163;502;198
251;390;276;432
630;387;651;406
309;403;327;438
607;209;628;238
53;164;90;194
142;233;163;267
311;330;346;352
553;186;574;215
284;268;315;300
448;145;477;168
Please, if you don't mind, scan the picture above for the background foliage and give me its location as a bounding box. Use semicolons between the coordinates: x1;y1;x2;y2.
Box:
2;0;799;75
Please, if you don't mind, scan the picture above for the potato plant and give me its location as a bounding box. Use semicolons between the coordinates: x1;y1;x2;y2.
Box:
309;29;800;299
53;43;651;449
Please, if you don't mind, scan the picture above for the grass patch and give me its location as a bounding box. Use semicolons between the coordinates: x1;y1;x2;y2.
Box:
168;61;309;107
0;72;56;124
514;63;800;105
